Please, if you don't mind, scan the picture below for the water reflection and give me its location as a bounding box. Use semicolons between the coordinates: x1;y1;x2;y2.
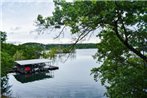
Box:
1;76;12;97
14;71;54;83
6;49;106;98
51;52;76;64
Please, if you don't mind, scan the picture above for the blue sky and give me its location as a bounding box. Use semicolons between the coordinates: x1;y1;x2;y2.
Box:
1;0;99;44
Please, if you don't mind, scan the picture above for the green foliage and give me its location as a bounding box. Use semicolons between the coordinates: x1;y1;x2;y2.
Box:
1;31;15;76
13;50;25;60
45;43;97;50
0;31;7;43
1;76;12;96
36;1;147;98
1;43;17;56
46;48;57;59
1;51;14;77
17;43;44;59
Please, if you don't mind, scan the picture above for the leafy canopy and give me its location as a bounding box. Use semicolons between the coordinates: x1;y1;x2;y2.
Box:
37;1;147;98
0;31;7;43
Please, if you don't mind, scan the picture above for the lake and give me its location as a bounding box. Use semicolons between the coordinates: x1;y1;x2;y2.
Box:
7;49;106;98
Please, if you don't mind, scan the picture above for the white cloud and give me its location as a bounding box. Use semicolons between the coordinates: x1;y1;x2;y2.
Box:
2;0;53;3
2;1;99;44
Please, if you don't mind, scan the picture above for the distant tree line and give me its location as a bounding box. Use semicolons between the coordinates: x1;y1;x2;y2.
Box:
23;42;97;50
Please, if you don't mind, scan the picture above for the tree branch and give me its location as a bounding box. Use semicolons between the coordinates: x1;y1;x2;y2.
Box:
114;1;147;62
121;21;128;42
54;26;66;39
113;21;147;62
115;1;128;42
62;27;93;62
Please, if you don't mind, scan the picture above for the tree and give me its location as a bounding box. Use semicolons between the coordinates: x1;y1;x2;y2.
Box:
13;50;25;60
0;31;7;43
1;76;12;97
1;31;14;77
17;44;42;59
36;1;147;97
1;51;14;77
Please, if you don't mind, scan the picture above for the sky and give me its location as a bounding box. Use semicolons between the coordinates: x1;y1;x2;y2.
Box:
1;0;99;44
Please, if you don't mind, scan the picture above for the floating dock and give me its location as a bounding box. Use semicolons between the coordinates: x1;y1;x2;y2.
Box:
12;59;59;74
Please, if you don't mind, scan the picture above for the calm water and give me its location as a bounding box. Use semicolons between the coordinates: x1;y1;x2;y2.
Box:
7;49;106;98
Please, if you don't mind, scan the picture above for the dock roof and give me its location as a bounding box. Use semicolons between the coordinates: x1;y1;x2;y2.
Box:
15;59;51;65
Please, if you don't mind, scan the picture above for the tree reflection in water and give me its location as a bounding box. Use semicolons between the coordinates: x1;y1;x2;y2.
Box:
51;51;76;64
1;76;12;97
1;70;58;98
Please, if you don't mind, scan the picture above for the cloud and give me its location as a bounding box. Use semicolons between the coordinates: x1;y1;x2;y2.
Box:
2;0;53;3
2;1;99;44
10;26;21;31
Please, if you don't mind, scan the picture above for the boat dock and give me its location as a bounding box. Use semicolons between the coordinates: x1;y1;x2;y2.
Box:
13;59;59;74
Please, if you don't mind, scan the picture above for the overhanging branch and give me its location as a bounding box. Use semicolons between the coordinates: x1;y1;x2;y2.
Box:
113;21;147;63
54;26;66;39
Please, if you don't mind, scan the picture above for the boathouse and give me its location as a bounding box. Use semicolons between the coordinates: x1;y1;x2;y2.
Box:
15;59;53;73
